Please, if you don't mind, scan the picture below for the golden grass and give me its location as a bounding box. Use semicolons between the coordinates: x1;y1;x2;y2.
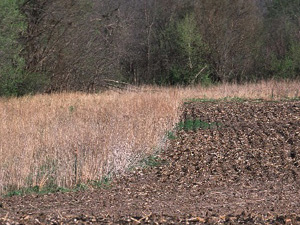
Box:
0;80;299;194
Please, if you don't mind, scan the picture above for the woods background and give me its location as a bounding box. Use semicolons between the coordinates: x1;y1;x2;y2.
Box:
1;0;300;96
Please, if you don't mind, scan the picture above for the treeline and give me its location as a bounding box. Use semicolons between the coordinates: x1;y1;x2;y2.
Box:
0;0;300;96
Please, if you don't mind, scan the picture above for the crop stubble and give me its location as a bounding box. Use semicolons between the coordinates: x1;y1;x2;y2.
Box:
1;100;300;224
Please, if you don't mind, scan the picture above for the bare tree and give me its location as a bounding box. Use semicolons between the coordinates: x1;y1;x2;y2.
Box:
22;0;123;92
195;0;262;82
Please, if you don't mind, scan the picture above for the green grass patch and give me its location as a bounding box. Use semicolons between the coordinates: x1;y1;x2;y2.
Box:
281;96;300;101
184;96;248;104
89;176;112;189
177;119;222;131
166;118;222;140
4;176;113;197
185;96;300;104
4;184;72;197
135;154;167;169
184;98;218;104
223;97;247;102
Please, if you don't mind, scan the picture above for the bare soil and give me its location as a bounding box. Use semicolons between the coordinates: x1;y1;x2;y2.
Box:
1;100;300;224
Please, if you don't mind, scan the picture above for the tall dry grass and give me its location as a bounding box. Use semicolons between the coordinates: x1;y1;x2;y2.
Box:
0;80;299;194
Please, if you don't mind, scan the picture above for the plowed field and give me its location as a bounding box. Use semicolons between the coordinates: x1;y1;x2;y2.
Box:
1;100;300;224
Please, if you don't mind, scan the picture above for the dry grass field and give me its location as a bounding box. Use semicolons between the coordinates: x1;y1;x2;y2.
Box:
0;80;299;195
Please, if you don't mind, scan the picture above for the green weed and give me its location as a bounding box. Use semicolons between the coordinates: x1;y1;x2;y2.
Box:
166;130;177;140
4;184;71;197
89;176;112;189
74;183;88;191
69;105;75;113
137;155;166;169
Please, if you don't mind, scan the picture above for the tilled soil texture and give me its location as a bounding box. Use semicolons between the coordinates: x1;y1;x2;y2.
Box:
1;100;300;225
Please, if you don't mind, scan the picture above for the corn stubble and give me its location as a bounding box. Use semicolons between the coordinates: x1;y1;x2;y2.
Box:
0;80;299;194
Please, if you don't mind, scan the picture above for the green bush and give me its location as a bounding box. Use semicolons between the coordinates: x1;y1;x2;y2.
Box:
165;13;212;85
0;70;48;97
0;0;48;97
265;0;300;80
271;41;300;79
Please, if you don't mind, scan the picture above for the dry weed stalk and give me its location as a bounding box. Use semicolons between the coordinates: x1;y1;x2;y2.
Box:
0;80;299;194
